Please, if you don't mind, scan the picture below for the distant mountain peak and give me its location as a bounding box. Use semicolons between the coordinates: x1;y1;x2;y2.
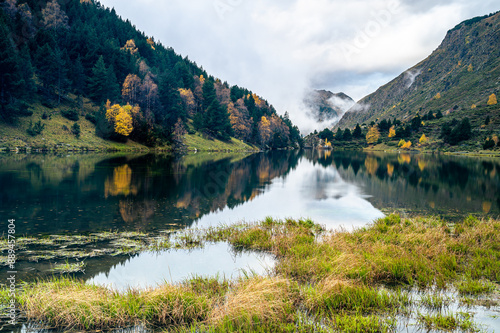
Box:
304;89;355;123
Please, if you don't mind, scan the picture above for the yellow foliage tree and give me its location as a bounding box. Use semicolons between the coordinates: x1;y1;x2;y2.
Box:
106;103;135;137
258;116;272;146
402;141;412;149
199;75;205;85
487;94;497;105
122;39;138;55
324;138;332;148
179;88;196;116
471;104;476;109
388;126;396;138
146;38;155;50
468;64;473;72
398;139;406;147
366;126;380;144
434;93;441;99
419;134;428;144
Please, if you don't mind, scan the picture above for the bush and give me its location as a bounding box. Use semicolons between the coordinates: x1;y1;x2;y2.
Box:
27;120;45;136
84;113;97;124
72;123;81;138
483;138;495;150
61;109;79;121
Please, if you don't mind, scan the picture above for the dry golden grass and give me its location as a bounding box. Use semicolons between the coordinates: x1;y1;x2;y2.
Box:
209;277;296;328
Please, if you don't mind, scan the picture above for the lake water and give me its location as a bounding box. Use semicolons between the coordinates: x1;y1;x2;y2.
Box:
1;150;499;286
1;150;498;236
1;150;499;331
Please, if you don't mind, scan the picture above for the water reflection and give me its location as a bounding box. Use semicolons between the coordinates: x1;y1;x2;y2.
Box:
88;243;274;292
0;150;498;237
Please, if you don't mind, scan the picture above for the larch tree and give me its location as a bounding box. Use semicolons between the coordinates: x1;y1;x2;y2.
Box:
487;94;497;105
366;126;380;144
258;116;272;146
228;99;252;141
122;74;141;104
42;0;69;30
388;126;396;138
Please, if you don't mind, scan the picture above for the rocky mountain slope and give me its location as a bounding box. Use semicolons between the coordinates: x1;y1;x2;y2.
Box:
337;11;500;129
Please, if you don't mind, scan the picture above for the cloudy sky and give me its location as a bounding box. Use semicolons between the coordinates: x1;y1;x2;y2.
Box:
99;0;498;132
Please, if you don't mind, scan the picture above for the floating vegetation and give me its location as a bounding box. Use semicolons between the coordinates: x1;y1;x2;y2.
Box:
51;261;86;274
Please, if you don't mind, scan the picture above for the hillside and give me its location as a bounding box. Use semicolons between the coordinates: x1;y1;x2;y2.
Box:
0;0;301;151
303;90;354;122
337;11;500;130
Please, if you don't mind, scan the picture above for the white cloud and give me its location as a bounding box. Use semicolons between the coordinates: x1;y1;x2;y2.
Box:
99;0;499;133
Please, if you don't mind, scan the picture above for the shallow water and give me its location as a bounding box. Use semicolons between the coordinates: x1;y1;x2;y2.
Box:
87;242;275;291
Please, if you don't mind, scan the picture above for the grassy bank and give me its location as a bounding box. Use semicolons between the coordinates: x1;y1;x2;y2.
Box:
3;215;499;332
182;133;259;152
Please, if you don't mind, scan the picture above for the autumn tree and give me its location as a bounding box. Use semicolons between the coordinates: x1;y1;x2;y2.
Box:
178;88;196;116
122;74;141;104
42;0;69;30
228;99;252;141
419;134;428;144
388;126;396;138
258;116;272;146
366;126;380;144
122;39;138;55
488;94;497;105
106;102;136;137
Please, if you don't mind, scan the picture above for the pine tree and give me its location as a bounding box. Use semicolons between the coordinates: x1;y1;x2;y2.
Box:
87;56;109;104
353;124;363;138
0;23;28;122
205;99;232;140
35;43;58;97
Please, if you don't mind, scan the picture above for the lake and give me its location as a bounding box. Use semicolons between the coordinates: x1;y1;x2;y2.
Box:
1;150;499;331
1;150;499;288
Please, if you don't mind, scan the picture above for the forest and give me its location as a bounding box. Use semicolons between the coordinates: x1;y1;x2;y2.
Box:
0;0;301;148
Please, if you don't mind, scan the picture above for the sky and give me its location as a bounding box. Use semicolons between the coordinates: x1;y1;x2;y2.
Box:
99;0;499;133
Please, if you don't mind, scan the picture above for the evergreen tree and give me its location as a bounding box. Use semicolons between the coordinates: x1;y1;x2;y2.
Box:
106;65;120;102
205;99;232;140
87;55;112;104
353;123;363;138
0;22;29;122
69;56;86;95
335;128;344;141
343;128;352;141
202;78;217;111
35;43;58;98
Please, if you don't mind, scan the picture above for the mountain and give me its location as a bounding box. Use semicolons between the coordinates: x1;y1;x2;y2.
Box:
337;11;500;130
0;0;301;150
304;90;354;122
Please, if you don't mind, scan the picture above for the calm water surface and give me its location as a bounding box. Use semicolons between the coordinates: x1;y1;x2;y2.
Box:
1;150;499;331
1;150;499;283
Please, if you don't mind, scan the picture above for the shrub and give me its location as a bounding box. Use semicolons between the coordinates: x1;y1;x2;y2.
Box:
85;113;97;124
61;109;79;121
27;120;45;136
72;123;81;138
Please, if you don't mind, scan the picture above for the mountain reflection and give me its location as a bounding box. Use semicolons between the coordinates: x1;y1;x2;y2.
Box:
0;150;498;236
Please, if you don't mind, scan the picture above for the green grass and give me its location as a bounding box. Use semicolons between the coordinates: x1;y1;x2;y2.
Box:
182;133;259;152
0;95;159;151
8;214;500;332
418;312;479;332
